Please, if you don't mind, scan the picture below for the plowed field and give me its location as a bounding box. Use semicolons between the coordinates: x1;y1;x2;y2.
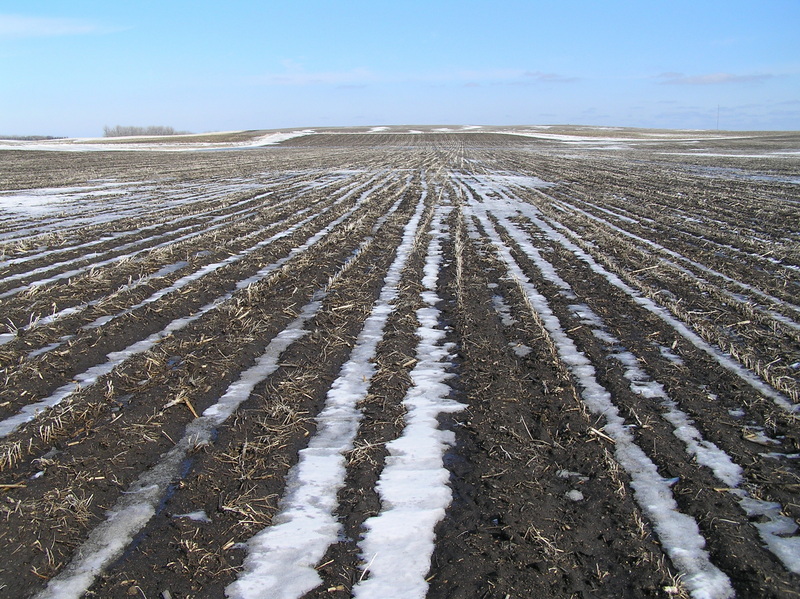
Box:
1;128;798;599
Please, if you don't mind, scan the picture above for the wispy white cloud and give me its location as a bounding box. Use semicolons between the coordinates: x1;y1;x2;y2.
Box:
251;63;578;87
265;67;376;86
523;70;578;83
658;71;775;85
0;14;109;38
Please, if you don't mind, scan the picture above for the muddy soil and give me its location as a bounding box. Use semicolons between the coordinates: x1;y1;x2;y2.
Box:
1;129;798;599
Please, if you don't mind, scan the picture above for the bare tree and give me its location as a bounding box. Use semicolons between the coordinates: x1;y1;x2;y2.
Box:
103;125;189;137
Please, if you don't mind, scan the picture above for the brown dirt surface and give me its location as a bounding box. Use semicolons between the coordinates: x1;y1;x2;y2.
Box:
0;127;798;599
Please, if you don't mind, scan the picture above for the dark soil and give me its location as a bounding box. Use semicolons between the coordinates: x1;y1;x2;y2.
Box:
1;129;798;599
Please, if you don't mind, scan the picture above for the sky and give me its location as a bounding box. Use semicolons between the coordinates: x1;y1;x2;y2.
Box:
1;0;798;137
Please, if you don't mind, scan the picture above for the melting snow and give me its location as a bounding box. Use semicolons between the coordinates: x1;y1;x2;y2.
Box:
353;204;464;599
33;298;325;599
227;184;429;599
461;180;734;598
174;510;211;523
0;176;390;439
460;174;800;580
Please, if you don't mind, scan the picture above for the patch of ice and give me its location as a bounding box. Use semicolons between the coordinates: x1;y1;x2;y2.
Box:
491;294;516;326
557;470;588;481
174;510;211;523
743;428;781;446
511;343;532;357
735;493;800;574
27;337;72;359
150;260;189;279
470;173;555;191
760;452;800;460
659;345;685;365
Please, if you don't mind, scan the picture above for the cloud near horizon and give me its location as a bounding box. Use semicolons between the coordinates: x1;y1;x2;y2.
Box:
253;64;578;88
0;14;109;38
523;70;578;83
658;71;775;85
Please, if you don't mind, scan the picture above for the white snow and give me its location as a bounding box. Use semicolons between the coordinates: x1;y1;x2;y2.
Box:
511;198;799;415
0;184;125;215
557;470;589;482
33;298;324;599
551;195;800;320
353;203;464;599
174;510;211;523
461;173;800;579
511;343;533;357
491;294;517;326
461;180;734;599
658;344;685;365
0;130;315;152
34;175;417;599
0;174;392;439
244;130;315;147
226;182;429;599
735;492;800;573
469;172;555;191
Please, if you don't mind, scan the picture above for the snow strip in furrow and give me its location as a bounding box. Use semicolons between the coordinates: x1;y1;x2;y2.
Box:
353;203;464;599
569;193;793;275
459;174;799;415
0;188;274;270
551;194;800;322
225;183;429;599
31;178;412;599
81;203;322;331
1;177;376;350
469;178;800;571
568;302;800;573
0;197;274;299
0;188;320;347
0;175;392;439
0;261;189;350
461;184;734;599
512;199;799;415
32;297;325;599
474;190;746;485
0;213;235;287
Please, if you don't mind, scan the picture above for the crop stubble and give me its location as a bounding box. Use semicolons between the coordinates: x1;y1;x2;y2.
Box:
0;130;798;598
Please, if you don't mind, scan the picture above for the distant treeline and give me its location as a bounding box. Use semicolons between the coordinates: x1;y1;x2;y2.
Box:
0;135;65;141
103;125;190;137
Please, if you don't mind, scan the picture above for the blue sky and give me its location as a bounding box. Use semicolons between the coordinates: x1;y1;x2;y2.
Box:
1;0;798;136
